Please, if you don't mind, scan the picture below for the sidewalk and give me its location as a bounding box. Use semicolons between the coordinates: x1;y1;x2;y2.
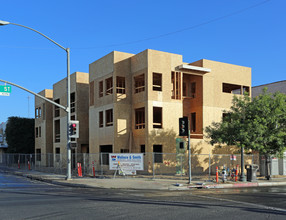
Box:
1;166;286;190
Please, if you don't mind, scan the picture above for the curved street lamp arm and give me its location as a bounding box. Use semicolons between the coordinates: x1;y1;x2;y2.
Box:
1;20;67;52
0;79;68;112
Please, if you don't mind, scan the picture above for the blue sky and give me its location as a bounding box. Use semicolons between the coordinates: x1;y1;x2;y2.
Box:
0;0;285;123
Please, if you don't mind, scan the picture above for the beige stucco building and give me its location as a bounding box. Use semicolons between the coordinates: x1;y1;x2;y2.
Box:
89;49;251;166
35;72;89;166
35;89;53;165
35;49;251;173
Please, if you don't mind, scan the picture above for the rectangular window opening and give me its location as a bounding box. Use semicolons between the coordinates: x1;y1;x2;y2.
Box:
191;113;196;132
243;86;250;95
134;74;145;93
54;99;60;117
120;149;129;153
116;76;126;94
153;73;162;91
99;111;103;128
153;145;163;163
70;92;75;113
105;77;113;95
171;72;181;99
36;149;41;161
135;107;145;129
100;145;112;165
55;120;60;142
35;127;39;138
99;81;103;97
55;147;60;162
153;107;162;128
90;81;94;106
223;83;241;94
105;109;113;127
141;145;145;155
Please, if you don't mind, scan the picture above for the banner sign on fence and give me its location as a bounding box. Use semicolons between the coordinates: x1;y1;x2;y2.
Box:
109;153;144;175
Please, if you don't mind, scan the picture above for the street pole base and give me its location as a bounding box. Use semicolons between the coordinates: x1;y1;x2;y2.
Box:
240;175;246;182
266;175;272;180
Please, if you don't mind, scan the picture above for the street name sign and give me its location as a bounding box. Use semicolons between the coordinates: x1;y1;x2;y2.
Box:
0;85;11;96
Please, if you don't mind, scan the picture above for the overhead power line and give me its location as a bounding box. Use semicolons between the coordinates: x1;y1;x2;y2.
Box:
73;0;271;50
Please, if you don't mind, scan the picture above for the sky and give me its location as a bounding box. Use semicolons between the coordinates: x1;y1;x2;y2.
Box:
0;0;285;123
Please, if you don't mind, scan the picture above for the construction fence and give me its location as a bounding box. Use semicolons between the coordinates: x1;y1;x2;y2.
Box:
0;153;259;180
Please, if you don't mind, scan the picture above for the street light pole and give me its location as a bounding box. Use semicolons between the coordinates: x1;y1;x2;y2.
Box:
0;20;72;180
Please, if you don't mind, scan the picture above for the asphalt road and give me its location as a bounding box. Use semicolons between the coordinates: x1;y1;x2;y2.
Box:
0;172;286;220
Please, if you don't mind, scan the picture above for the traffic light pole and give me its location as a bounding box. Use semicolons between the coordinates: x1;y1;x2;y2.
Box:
188;120;192;184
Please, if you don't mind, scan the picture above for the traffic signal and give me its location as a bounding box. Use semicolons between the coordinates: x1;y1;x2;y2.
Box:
69;120;79;138
179;117;188;136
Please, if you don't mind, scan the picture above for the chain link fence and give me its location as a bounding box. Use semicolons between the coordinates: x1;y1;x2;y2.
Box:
0;152;259;179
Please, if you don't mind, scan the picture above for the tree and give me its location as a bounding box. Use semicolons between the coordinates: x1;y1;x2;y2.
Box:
5;116;35;153
205;89;286;179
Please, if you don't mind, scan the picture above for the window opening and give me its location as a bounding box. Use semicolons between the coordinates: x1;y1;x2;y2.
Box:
171;72;181;99
55;120;60;142
105;109;113;126
99;111;103;128
153;107;162;128
90;81;94;106
105;77;113;95
223;83;241;94
100;145;112;165
153;73;162;91
54;99;60;117
191;113;196;132
55;147;60;162
120;149;129;153
116;76;126;94
70;92;75;113
135;107;145;129
243;86;250;95
35;127;39;138
36;149;41;161
153;145;163;163
141;145;145;155
99;81;103;97
189;82;196;98
134;74;145;93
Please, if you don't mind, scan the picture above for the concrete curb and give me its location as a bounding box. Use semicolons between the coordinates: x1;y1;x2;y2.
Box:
2;168;286;191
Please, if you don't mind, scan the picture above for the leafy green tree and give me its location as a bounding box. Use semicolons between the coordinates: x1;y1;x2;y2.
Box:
205;89;286;179
5;116;35;153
